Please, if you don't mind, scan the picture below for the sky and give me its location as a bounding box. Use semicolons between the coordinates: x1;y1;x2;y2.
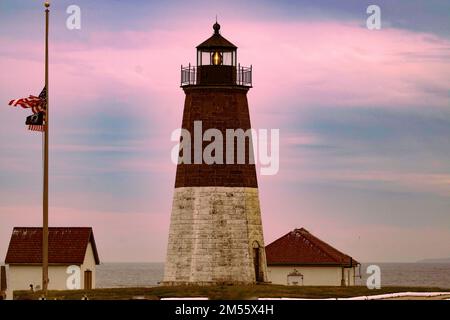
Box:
0;0;449;263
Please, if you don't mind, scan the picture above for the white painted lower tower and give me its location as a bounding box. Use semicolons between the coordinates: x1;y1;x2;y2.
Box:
164;187;267;284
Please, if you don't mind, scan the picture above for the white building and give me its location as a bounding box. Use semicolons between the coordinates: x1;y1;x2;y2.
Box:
4;227;100;299
265;228;360;286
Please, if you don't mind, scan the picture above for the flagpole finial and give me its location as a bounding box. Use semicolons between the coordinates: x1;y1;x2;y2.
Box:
44;1;50;8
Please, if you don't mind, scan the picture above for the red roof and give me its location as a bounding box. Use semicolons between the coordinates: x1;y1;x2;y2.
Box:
4;227;100;265
265;228;358;267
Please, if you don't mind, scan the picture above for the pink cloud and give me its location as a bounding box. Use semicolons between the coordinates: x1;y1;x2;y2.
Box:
2;20;449;121
2;18;450;263
259;192;450;263
0;205;170;262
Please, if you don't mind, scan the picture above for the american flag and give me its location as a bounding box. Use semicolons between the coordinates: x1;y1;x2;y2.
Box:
8;87;47;132
8;87;47;114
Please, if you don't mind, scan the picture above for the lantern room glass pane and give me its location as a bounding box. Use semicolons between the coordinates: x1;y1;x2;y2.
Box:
201;51;211;65
222;52;232;66
198;49;236;66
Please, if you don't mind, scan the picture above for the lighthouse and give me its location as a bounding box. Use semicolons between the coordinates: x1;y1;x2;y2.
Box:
163;22;268;285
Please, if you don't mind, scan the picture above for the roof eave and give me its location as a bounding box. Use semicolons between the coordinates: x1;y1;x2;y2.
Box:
196;45;237;50
88;229;101;265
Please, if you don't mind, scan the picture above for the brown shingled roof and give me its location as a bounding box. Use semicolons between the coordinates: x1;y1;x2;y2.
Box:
197;23;237;50
265;228;359;267
4;227;100;265
197;33;237;49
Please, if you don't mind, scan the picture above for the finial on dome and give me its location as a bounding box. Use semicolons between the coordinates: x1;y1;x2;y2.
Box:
213;19;220;34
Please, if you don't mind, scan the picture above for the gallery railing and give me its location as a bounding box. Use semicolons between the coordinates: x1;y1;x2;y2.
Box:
181;64;252;87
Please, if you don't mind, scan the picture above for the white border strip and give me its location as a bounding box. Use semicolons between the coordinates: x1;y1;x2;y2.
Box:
161;297;209;300
259;292;450;300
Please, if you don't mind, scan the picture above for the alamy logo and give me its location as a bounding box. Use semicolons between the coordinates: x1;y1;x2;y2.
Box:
366;5;381;30
171;121;279;175
66;265;81;289
66;5;81;30
366;265;381;289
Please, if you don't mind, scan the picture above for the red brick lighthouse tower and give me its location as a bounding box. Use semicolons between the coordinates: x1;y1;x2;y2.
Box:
163;22;268;284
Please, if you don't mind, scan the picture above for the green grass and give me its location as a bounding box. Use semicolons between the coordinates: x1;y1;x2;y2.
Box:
14;284;450;300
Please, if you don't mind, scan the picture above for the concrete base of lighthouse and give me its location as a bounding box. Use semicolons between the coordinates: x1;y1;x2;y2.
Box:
163;187;268;285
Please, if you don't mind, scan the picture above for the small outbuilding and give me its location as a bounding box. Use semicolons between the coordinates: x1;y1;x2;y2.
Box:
265;228;360;286
4;227;100;299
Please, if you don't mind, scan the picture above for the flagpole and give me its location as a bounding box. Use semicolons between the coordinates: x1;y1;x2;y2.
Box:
42;1;50;296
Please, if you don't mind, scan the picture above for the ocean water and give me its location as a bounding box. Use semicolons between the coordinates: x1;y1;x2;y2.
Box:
96;263;164;288
96;262;450;289
358;263;450;288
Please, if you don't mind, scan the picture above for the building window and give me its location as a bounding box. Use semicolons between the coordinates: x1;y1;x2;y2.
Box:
287;269;304;286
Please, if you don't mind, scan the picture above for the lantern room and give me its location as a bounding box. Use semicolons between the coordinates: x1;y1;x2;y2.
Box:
181;22;252;87
196;22;237;67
